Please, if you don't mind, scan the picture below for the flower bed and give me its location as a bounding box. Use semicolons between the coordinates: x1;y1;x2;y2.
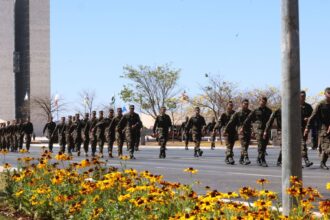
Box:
1;149;329;219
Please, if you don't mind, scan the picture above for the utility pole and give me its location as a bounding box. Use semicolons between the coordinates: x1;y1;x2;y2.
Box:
281;0;302;215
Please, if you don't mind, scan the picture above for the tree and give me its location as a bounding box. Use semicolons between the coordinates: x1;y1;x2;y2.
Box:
120;64;180;119
244;86;281;110
190;74;237;119
31;95;67;121
77;90;97;116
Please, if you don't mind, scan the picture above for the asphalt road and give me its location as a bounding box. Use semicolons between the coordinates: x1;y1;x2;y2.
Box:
2;144;329;199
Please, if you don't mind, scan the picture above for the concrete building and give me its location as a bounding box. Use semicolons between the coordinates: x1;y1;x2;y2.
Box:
0;0;50;135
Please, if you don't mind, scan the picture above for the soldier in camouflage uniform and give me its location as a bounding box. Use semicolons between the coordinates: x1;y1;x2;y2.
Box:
243;97;272;167
118;105;142;159
305;87;330;170
43;117;56;152
186;107;206;157
215;101;236;165
206;117;216;150
65;116;75;156
89;111;98;157
17;119;24;150
153;107;172;159
264;108;282;166
134;122;143;151
300;91;314;167
105;109;115;158
109;108;125;157
53;117;66;153
95;111;106;157
23;117;34;152
181;117;190;150
12;120;18;152
72;114;83;156
226;99;252;165
5;121;11;150
81;113;90;157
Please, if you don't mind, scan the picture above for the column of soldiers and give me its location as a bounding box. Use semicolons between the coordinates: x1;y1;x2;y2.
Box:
43;105;142;159
177;88;330;170
1;88;330;170
0;118;33;152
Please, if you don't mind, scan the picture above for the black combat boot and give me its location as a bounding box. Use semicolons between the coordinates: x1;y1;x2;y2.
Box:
303;157;313;167
277;152;282;167
320;153;329;170
239;155;244;165
228;157;235;165
199;149;203;157
244;156;251;165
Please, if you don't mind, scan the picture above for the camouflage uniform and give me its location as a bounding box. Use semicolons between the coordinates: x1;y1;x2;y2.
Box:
118;112;142;159
43;121;56;152
186;115;206;157
265;108;282;166
216;110;236;164
105;115;115;157
206;120;216;150
153;113;172;158
81;116;90;156
109;114;124;156
53;120;67;153
72;118;83;156
65;118;75;155
181;118;190;150
244;106;272;167
225;108;252;165
23;121;34;151
89;115;98;157
306;99;330;169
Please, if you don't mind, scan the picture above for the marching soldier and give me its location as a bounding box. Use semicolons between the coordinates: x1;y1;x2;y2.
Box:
134;122;143;151
300;91;314;167
95;111;106;157
264;108;282;166
215;101;236;165
181;117;190;150
89;111;98;157
186;107;206;157
23;117;34;152
109;108;125;157
153;106;172;159
17;119;24;150
206;117;217;150
105;109;115;158
118;105;142;159
53;117;66;153
225;99;252;165
305;87;330;170
72;114;83;156
65;116;75;156
81;113;90;157
243;97;272;167
43;117;56;152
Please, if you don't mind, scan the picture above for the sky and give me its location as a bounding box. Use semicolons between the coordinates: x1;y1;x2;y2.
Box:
51;0;330;109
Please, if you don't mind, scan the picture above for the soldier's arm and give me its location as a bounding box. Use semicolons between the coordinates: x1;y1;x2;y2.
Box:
306;103;321;130
185;118;192;132
243;110;255;129
265;111;276;134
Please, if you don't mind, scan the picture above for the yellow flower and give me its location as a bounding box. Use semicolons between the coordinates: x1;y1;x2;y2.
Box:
326;182;330;190
0;149;8;155
256;178;269;185
183;167;198;174
253;199;272;210
80;159;91;168
3;163;11;169
120;155;130;160
93;195;100;203
239;187;258;200
19;149;28;153
55;152;71;161
90;208;104;219
15;189;24;197
118;194;131;202
223;191;239;199
319;199;330;215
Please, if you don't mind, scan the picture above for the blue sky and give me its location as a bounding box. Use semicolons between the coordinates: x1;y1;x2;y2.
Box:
51;0;330;108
